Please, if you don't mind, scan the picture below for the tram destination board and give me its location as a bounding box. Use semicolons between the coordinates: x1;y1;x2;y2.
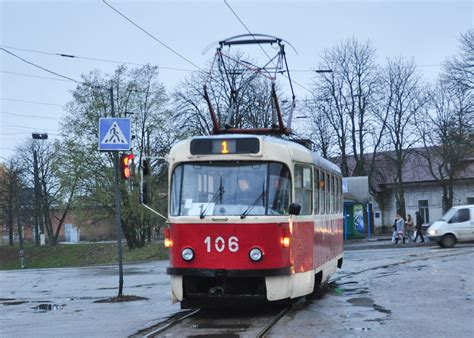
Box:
190;137;260;155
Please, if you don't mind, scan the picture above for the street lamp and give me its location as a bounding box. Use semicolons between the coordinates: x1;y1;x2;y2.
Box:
32;132;48;246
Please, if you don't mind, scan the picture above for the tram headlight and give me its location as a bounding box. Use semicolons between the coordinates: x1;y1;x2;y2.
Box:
181;248;195;261
249;248;263;262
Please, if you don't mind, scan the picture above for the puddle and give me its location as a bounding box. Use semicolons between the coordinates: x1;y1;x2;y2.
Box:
192;323;249;329
347;297;392;315
188;335;239;338
2;300;27;306
373;303;392;314
348;297;373;308
33;303;64;312
340;287;369;296
348;327;372;332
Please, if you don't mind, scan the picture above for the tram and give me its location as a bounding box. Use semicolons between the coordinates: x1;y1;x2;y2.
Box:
163;134;343;308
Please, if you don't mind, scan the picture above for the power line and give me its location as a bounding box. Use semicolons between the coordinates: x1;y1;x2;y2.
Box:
1;48;81;84
0;45;195;72
0;70;75;82
223;0;276;65
103;0;202;71
2;123;58;132
0;111;61;121
1;49;152;94
222;0;311;95
1;97;64;107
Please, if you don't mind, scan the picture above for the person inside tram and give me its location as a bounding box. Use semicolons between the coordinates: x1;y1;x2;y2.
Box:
235;176;262;207
238;177;250;193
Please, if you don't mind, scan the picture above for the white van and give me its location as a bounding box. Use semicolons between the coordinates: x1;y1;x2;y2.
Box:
427;205;474;248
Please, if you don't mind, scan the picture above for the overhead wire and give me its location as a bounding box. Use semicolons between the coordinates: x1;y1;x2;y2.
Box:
0;45;195;72
102;0;202;71
1;48;81;84
222;0;311;95
1;97;64;107
0;111;61;121
0;70;75;82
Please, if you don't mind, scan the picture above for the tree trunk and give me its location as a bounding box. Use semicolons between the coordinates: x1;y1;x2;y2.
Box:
7;206;14;246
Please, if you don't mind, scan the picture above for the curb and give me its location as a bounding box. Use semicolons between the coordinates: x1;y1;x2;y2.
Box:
344;241;436;251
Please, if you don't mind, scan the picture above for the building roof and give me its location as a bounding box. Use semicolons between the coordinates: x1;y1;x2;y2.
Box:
341;145;474;191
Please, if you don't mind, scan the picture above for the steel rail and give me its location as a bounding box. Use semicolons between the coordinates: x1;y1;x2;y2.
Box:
256;306;292;338
142;309;200;338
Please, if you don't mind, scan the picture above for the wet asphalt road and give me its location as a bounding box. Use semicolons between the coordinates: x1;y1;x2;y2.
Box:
1;244;473;337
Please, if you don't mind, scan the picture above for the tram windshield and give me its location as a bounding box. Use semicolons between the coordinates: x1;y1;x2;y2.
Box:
170;162;291;217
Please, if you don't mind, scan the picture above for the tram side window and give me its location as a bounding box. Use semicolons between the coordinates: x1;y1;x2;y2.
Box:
320;172;326;214
326;173;330;214
336;177;340;213
295;164;313;215
314;169;320;214
332;176;336;214
327;174;332;214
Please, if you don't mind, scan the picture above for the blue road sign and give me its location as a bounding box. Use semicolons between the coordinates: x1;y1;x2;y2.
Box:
98;118;131;151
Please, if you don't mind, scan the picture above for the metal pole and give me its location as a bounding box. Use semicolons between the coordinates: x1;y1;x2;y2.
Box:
33;148;40;246
110;85;124;298
15;181;25;268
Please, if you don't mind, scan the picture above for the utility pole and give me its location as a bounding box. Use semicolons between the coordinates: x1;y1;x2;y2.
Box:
15;173;25;268
32;133;47;246
110;85;124;298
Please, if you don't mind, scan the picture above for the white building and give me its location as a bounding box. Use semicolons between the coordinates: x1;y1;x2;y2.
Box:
346;147;474;231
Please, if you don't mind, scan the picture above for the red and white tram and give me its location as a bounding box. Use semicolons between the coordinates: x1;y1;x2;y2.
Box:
163;134;343;308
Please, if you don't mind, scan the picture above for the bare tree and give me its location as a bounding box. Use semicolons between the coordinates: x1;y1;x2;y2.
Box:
442;29;474;91
379;57;428;217
304;99;337;159
418;80;473;212
312;38;384;181
172;53;289;137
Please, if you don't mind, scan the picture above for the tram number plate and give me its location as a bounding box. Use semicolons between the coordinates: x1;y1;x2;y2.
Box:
204;236;239;253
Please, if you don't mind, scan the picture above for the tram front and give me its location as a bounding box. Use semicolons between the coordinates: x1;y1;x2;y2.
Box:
164;135;302;308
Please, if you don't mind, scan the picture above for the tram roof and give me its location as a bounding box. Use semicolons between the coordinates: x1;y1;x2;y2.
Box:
171;134;341;176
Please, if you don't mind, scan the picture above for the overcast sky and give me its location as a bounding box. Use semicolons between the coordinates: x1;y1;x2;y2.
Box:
1;0;472;160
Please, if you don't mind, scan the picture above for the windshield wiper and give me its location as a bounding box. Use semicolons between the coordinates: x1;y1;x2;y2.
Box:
241;184;265;219
200;178;224;219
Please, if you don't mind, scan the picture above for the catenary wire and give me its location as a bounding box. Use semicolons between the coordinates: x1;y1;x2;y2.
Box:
0;45;195;72
1;97;64;107
0;111;61;120
102;0;202;71
1;48;81;84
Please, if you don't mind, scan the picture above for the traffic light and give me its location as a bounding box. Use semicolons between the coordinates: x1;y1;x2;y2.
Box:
120;153;134;179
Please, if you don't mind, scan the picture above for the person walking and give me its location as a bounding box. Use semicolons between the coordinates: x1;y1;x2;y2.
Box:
395;211;406;244
405;214;414;243
414;211;425;243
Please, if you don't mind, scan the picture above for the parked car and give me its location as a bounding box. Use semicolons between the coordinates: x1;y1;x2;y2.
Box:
427;205;474;248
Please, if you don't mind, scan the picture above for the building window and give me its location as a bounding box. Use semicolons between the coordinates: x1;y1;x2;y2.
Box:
467;197;474;204
418;200;429;224
375;212;380;219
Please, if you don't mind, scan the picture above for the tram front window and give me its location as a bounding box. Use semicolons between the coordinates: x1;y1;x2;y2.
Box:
170;162;291;217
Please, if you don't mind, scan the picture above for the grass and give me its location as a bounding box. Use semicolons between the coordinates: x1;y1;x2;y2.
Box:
0;242;169;270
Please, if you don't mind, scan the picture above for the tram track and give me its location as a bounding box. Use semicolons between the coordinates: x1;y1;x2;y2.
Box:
332;246;474;283
134;300;305;337
134;247;473;337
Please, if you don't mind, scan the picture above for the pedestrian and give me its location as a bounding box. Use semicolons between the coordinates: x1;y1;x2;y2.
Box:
405;214;414;243
414;211;425;243
391;218;397;243
394;210;406;244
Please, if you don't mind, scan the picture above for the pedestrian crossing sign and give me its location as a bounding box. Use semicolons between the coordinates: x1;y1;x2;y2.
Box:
98;118;131;151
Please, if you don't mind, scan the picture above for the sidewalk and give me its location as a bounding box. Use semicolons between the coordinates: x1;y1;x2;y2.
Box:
344;236;435;251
